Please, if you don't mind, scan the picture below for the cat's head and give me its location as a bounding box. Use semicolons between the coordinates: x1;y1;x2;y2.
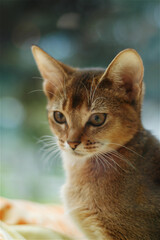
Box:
32;46;144;160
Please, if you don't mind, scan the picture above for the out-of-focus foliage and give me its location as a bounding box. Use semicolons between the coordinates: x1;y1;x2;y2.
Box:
0;0;160;202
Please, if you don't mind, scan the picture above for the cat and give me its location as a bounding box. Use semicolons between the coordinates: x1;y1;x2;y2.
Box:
32;46;160;240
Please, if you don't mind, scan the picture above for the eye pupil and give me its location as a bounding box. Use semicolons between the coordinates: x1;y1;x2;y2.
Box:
59;113;63;119
94;115;100;122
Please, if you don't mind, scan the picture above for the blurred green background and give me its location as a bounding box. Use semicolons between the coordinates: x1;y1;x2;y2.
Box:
0;0;160;203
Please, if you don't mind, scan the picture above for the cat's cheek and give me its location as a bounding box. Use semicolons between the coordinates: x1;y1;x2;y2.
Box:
48;118;67;139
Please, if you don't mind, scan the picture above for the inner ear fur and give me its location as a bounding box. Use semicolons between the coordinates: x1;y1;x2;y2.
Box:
31;45;75;99
102;49;144;101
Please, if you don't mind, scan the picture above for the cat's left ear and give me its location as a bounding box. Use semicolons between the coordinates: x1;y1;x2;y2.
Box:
101;49;144;101
31;45;75;99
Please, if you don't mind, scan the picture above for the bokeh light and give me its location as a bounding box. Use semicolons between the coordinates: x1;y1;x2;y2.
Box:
0;97;25;129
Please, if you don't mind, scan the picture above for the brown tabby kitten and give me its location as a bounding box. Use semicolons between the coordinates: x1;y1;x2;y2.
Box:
32;46;160;240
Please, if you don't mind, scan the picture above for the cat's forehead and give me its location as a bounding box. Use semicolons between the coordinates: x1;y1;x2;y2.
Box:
63;69;104;110
47;68;114;114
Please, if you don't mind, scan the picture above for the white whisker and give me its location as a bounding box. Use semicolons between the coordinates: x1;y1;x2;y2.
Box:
111;150;135;169
91;78;103;105
62;75;67;100
45;78;63;99
37;135;61;170
27;89;61;99
89;75;95;104
100;153;119;172
98;156;108;172
109;142;144;159
91;96;107;108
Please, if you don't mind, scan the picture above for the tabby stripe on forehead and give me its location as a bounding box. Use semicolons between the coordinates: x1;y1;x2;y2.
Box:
63;71;105;111
71;72;99;109
63;74;88;111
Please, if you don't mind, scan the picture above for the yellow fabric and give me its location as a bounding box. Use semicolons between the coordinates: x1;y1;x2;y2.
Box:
0;221;73;240
0;221;25;240
0;197;83;240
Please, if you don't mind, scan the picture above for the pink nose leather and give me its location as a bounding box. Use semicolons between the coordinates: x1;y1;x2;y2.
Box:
67;141;81;150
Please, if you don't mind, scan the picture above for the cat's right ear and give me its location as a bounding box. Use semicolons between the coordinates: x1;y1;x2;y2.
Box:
31;45;74;99
101;49;144;102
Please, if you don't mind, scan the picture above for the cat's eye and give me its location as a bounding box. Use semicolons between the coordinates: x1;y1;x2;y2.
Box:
88;113;107;127
54;111;66;124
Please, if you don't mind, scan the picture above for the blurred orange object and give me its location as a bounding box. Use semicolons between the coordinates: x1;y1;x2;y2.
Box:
0;197;82;239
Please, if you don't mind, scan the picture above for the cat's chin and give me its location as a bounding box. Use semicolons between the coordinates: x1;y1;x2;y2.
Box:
68;151;88;158
62;149;93;160
72;152;85;157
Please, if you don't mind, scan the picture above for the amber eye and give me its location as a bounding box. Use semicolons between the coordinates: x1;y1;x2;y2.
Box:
88;113;107;127
54;111;66;124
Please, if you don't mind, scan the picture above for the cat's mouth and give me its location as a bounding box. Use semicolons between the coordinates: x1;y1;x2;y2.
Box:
59;141;102;158
65;148;87;157
66;148;97;159
72;151;86;157
61;146;93;158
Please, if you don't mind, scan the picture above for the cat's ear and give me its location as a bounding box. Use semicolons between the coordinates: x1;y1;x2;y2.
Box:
31;45;74;99
102;49;144;101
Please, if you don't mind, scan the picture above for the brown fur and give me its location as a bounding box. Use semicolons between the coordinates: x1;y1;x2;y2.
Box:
32;46;160;240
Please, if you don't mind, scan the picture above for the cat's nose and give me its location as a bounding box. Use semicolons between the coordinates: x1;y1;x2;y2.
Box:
67;141;81;150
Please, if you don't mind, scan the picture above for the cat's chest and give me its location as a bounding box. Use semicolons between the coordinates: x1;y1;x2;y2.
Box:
62;180;95;209
63;184;110;240
61;156;125;239
62;156;120;213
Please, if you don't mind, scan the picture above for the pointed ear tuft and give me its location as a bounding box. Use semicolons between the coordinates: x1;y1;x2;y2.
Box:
31;45;74;99
102;49;144;101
